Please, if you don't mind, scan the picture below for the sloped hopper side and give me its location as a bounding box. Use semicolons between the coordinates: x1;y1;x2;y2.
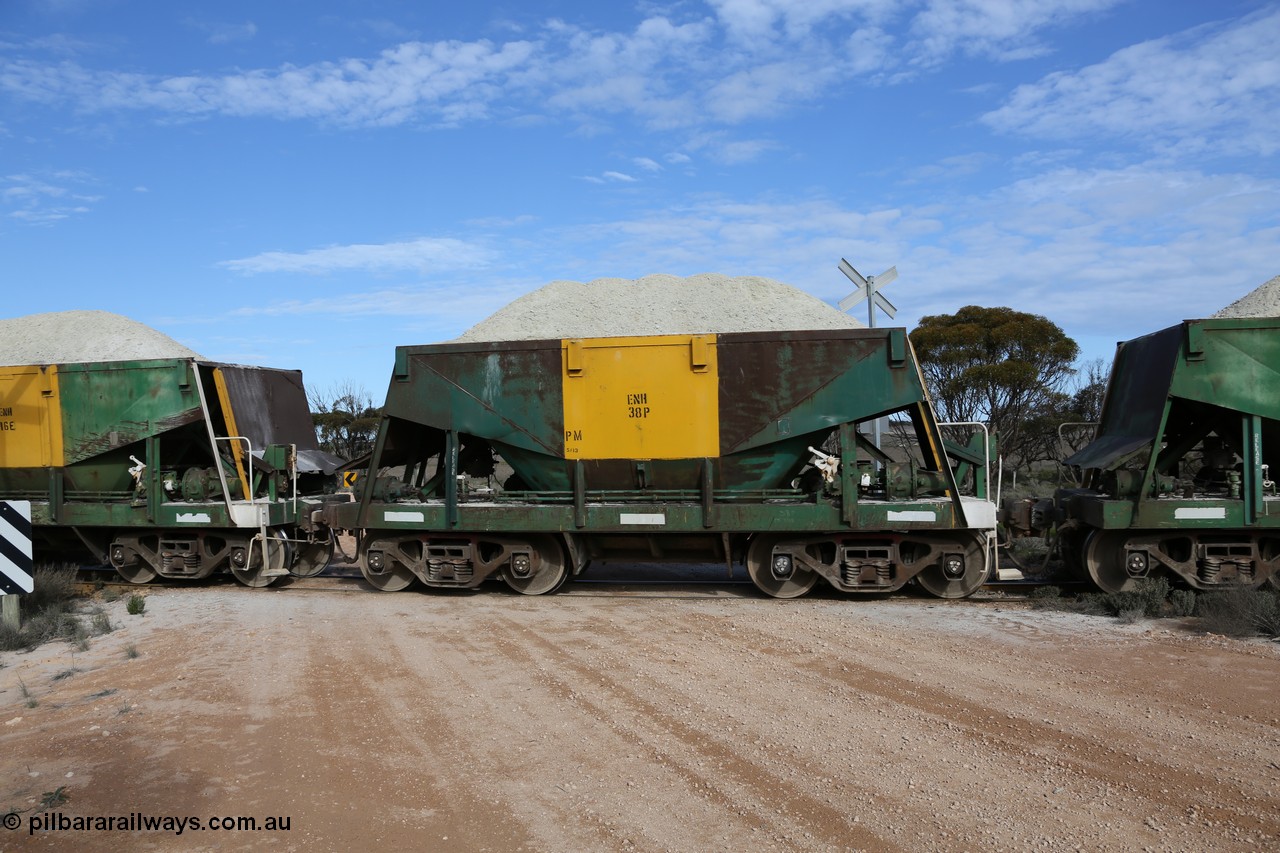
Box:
1064;324;1181;472
207;364;343;475
1065;318;1280;473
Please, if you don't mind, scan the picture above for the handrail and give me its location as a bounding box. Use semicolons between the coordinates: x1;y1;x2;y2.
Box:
938;421;991;504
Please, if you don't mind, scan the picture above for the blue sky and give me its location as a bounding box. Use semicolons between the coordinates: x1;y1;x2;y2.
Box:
2;0;1277;397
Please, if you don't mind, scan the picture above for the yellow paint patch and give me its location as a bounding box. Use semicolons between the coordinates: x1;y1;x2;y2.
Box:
0;365;64;468
561;335;719;460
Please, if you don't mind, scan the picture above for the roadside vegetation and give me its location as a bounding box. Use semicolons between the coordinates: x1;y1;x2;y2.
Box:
1028;578;1280;640
0;564;125;653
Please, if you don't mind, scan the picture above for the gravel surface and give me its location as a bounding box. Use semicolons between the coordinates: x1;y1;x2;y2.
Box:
454;274;864;342
1213;274;1280;318
0;310;203;366
2;580;1277;852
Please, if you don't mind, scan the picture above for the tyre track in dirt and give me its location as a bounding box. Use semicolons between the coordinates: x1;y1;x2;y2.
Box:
5;586;1279;852
479;610;888;852
694;605;1280;839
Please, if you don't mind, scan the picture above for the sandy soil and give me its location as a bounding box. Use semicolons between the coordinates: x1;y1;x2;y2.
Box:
1;577;1278;852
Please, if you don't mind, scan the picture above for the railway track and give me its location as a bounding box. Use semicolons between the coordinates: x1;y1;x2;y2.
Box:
73;564;1086;600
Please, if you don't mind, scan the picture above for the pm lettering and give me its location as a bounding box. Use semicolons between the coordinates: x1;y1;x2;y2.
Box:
626;392;650;419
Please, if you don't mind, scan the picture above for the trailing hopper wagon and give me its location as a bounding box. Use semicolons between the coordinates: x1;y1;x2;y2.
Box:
0;357;344;587
331;328;998;598
1004;317;1280;592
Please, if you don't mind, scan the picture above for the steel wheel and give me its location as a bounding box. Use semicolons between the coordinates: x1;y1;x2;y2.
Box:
358;536;417;592
112;537;158;584
1083;529;1136;594
916;533;989;599
116;560;158;585
745;535;818;599
291;529;335;578
232;531;290;588
504;535;569;595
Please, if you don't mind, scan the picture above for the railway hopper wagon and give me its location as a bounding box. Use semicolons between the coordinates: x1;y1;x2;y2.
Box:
0;357;344;587
1005;318;1280;592
332;328;997;598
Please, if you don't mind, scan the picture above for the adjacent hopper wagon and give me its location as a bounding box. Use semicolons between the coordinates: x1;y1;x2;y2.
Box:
1005;317;1280;592
331;328;997;598
0;357;344;586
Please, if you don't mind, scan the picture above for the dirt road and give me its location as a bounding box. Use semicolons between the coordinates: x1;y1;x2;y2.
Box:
2;578;1278;851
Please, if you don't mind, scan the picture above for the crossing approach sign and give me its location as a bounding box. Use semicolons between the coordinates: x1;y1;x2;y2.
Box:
342;471;359;488
0;500;34;595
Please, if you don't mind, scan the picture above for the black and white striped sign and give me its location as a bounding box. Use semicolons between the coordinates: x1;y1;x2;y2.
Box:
0;500;34;595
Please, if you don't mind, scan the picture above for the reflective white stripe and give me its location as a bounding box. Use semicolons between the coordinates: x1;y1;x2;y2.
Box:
887;511;937;522
175;512;212;524
385;511;426;522
1174;507;1227;520
0;503;31;556
620;513;666;525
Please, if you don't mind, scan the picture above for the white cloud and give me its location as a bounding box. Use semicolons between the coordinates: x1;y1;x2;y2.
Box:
220;237;493;275
541;164;1279;342
983;7;1280;156
1;170;100;225
203;21;257;45
0;39;537;127
602;170;637;182
633;156;662;171
908;0;1121;67
0;1;1128;136
708;0;897;45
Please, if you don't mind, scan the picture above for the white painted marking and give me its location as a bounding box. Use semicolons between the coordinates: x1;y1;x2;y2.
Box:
1175;507;1227;520
175;512;212;524
621;513;666;525
887;510;937;522
385;511;426;523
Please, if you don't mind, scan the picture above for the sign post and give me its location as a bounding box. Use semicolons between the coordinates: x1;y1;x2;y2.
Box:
0;500;34;630
838;259;901;451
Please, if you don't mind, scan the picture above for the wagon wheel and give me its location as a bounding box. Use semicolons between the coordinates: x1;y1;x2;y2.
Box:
358;535;417;592
116;561;157;584
290;528;335;578
113;538;158;584
504;535;570;595
1083;529;1137;594
916;532;989;599
745;535;818;599
232;530;290;588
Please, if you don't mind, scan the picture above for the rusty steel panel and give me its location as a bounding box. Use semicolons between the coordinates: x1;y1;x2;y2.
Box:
715;329;923;456
210;364;323;453
387;340;566;459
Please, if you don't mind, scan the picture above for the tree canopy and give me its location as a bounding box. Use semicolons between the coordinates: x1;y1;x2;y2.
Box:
309;381;381;462
910;305;1080;464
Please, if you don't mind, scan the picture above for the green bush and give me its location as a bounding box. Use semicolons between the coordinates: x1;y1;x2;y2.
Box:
1096;576;1170;619
1028;585;1066;610
91;610;113;635
1168;589;1197;617
21;565;79;617
126;594;146;616
1196;588;1280;639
